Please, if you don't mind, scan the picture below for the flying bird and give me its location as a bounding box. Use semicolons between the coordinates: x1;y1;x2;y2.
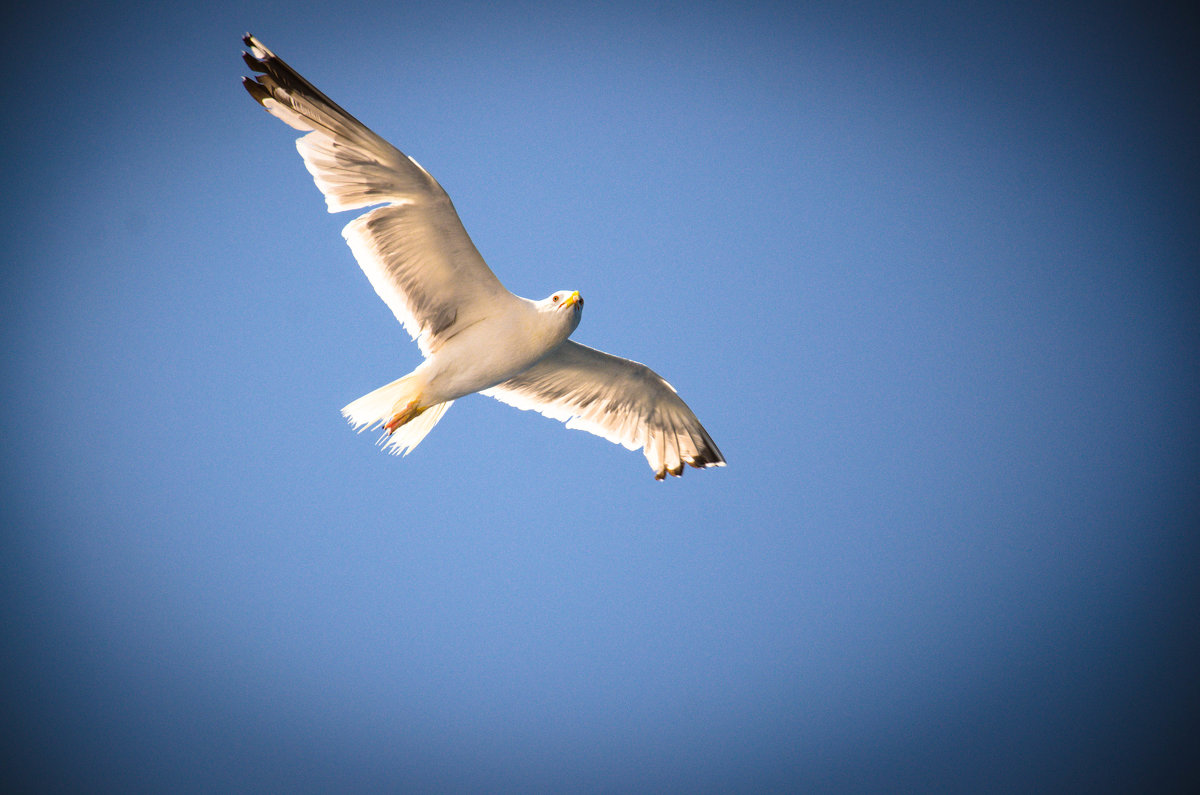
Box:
241;34;724;479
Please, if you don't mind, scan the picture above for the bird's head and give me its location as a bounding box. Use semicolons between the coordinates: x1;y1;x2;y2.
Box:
541;290;584;339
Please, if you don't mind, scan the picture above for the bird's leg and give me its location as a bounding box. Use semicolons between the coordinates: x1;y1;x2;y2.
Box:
383;399;426;436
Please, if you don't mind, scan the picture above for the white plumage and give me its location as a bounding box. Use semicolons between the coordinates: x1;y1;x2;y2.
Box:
242;34;724;478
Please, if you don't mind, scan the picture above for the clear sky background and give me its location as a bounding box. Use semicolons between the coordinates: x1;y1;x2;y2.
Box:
2;1;1197;791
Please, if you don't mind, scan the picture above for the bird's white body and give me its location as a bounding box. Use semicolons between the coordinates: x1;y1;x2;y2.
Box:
418;295;582;404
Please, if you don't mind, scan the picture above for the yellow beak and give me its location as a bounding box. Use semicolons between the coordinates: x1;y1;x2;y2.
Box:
561;291;581;308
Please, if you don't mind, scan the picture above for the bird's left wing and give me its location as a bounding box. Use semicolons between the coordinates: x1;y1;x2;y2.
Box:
482;341;725;479
241;34;517;355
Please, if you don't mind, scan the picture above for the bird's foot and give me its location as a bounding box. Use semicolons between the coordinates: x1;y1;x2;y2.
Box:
383;400;426;436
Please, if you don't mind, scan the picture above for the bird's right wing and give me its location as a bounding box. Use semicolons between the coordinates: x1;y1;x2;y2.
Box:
482;341;725;479
241;34;518;355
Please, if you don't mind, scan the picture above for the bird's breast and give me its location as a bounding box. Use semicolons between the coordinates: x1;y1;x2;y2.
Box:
420;312;564;402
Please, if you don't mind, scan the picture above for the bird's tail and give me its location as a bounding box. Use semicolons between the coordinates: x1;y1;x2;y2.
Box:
341;374;453;456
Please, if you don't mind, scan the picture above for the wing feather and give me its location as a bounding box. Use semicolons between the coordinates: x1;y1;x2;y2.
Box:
242;34;516;354
482;341;725;479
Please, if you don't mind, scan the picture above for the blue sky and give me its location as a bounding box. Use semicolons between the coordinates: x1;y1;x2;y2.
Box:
2;1;1197;791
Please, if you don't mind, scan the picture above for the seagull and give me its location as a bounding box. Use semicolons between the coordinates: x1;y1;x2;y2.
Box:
241;34;724;479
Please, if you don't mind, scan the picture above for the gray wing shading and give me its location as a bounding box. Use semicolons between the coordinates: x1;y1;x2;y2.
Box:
241;34;517;355
482;341;725;479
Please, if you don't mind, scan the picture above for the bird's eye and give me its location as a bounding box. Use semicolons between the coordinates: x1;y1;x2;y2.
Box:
552;295;560;303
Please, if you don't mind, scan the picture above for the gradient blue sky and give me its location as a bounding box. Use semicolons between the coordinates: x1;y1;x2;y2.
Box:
2;1;1197;791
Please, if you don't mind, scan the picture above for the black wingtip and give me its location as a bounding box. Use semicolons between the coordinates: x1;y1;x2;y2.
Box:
241;75;270;105
237;32;365;127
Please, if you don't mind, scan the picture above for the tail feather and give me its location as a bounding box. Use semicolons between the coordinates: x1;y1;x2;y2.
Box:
341;375;452;456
